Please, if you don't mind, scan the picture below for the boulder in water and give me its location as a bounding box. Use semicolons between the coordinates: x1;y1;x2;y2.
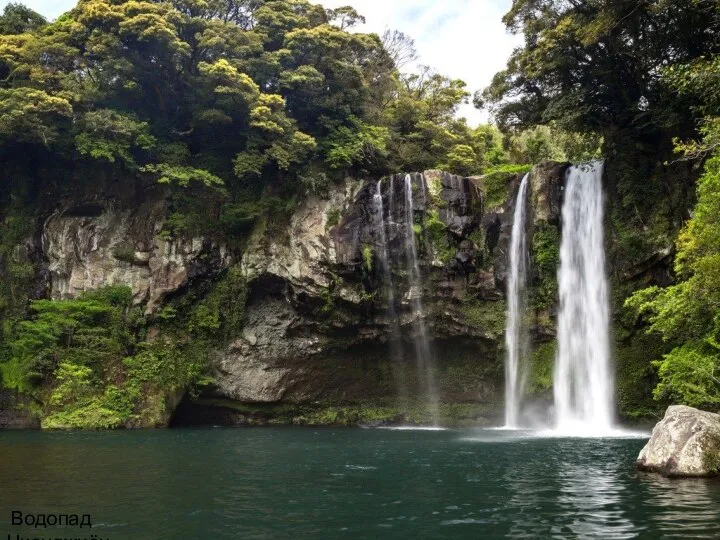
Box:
636;405;720;477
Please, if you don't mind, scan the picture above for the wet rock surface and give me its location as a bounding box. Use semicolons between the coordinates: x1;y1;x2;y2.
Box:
206;167;564;417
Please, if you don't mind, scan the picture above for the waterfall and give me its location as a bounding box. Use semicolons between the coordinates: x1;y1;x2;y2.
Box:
504;173;531;428
373;181;408;401
373;180;394;304
554;161;614;433
404;174;439;423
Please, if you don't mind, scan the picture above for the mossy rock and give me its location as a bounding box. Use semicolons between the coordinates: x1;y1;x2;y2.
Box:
527;342;555;394
459;299;507;339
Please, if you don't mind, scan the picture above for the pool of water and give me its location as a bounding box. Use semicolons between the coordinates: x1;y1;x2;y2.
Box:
1;427;719;539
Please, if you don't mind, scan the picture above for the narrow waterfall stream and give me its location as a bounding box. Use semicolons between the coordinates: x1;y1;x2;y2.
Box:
554;161;615;433
403;174;439;423
373;180;395;317
373;180;408;402
504;173;531;428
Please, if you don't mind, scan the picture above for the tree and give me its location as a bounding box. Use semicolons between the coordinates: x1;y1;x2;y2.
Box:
507;124;602;165
484;0;719;139
625;44;720;412
0;3;46;34
381;29;417;69
326;6;365;30
626;155;720;411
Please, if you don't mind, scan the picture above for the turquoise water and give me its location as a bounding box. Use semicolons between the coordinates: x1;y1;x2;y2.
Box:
1;428;719;539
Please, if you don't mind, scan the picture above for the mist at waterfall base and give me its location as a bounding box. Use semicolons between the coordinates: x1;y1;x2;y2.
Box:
3;428;720;539
504;162;631;437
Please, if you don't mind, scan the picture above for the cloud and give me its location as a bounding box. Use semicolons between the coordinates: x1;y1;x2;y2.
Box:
2;0;520;124
323;0;521;125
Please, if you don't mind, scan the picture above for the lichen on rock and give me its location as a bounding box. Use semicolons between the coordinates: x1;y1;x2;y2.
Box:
636;405;720;477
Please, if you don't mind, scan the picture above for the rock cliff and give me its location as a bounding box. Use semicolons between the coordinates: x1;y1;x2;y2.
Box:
179;167;567;425
1;163;571;427
42;193;231;313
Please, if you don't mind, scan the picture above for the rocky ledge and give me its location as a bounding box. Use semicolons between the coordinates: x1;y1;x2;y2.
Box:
636;405;720;477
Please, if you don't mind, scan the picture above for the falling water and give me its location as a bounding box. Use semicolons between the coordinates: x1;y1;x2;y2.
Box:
554;161;614;434
373;181;408;401
373;180;394;302
504;173;531;428
404;174;439;423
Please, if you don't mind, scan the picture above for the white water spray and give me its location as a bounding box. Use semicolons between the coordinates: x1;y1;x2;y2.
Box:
404;174;439;423
373;181;408;401
373;181;394;301
554;161;614;434
504;173;531;428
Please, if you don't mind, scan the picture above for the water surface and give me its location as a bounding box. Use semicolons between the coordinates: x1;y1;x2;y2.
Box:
1;428;719;539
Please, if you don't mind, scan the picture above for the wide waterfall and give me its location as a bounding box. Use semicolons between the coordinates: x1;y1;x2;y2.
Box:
554;161;614;434
504;173;531;428
403;174;439;423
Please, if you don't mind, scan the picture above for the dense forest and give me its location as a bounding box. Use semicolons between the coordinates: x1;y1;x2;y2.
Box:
0;0;719;428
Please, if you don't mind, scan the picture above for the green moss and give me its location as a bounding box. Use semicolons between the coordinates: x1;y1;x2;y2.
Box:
188;397;497;427
527;342;555;393
159;212;187;240
326;208;341;228
219;201;263;238
362;244;373;272
426;174;448;209
483;164;532;209
425;210;455;263
132;389;176;427
468;227;484;249
186;265;247;342
702;432;720;475
440;356;499;397
459;299;507;339
298;404;400;426
112;244;135;263
319;287;335;315
0;208;35;325
614;330;667;420
531;224;560;309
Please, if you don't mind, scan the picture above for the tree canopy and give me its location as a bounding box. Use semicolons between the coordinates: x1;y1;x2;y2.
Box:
0;0;509;206
483;0;720;140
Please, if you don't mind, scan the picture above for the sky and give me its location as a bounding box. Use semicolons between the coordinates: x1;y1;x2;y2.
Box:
0;0;522;124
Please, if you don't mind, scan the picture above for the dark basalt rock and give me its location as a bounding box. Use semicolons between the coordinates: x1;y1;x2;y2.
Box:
202;165;566;424
0;390;39;429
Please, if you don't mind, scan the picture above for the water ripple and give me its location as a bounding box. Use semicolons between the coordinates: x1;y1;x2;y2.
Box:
0;428;718;539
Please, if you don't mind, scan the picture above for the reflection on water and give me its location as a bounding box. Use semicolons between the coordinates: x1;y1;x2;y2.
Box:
644;474;720;538
0;428;719;539
466;430;720;539
556;462;636;539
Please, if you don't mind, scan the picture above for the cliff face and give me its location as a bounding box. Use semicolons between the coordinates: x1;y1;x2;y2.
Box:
42;192;232;313
2;162;631;428
208;172;504;414
178;167;569;425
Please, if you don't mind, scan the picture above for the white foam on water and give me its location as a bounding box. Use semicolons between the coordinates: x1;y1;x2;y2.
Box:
459;426;648;443
378;426;448;431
